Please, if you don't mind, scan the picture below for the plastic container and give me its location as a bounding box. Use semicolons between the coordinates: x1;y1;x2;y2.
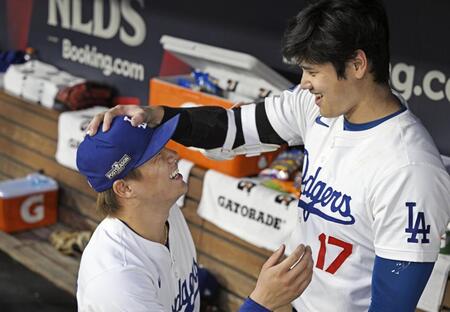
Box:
149;35;292;177
0;174;58;233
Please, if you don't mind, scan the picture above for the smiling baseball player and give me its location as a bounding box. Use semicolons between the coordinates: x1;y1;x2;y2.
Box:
77;115;313;312
87;0;450;311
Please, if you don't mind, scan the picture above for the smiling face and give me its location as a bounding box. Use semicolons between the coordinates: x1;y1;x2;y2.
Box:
130;147;187;204
300;61;360;118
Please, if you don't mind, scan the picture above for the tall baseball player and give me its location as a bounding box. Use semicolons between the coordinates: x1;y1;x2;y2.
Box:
87;0;450;310
76;115;313;312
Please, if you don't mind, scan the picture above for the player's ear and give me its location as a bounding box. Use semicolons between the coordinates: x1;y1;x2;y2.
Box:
351;49;368;79
112;179;134;199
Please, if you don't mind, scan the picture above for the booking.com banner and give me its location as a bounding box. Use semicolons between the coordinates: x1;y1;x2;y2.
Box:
390;61;450;154
2;0;449;155
386;0;450;156
27;0;153;104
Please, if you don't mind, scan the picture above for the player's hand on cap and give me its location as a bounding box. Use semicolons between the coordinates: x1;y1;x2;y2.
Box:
86;105;165;136
250;244;313;311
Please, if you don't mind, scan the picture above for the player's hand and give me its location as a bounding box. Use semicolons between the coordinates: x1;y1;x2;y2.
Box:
250;244;313;311
86;105;165;136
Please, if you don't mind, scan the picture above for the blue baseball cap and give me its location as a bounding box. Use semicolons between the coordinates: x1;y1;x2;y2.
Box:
76;114;180;192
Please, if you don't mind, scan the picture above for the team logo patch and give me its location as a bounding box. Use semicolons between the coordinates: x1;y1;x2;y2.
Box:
67;115;93;149
68;138;80;149
405;202;430;243
237;180;257;194
79;115;92;131
105;154;131;179
275;194;296;207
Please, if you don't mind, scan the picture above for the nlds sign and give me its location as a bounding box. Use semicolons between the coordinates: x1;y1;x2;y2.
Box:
47;0;146;47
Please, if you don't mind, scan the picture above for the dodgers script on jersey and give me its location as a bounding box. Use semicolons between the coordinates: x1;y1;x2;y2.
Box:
265;86;450;311
77;205;200;312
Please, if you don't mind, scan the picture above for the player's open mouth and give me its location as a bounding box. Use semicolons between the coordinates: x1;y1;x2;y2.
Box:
169;168;182;180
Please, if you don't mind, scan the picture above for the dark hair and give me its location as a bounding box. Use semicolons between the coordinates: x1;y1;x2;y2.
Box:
282;0;390;84
96;167;142;216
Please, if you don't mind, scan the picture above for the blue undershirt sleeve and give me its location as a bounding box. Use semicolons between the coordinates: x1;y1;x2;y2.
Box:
369;255;434;312
238;297;271;312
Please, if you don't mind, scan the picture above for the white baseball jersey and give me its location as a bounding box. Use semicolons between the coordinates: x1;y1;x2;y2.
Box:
265;86;450;311
77;205;200;312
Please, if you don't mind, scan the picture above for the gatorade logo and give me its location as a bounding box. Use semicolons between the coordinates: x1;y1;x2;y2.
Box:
20;195;45;224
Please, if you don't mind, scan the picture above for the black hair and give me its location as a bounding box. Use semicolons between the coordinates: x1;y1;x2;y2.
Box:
282;0;390;84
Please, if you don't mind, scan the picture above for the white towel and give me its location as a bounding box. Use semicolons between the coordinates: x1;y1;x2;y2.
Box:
198;169;298;251
4;60;84;108
176;159;194;207
56;107;108;170
4;64;26;95
417;254;450;311
22;75;46;102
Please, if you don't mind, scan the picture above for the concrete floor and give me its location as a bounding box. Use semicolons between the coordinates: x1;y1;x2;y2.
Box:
0;250;76;312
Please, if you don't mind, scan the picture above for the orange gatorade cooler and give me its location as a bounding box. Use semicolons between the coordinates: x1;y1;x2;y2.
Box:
150;35;292;177
0;174;58;233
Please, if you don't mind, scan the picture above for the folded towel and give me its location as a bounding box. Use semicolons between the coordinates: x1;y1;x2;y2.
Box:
55;107;108;170
417;254;450;311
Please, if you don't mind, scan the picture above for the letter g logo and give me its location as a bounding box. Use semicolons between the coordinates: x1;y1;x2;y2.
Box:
20;195;45;224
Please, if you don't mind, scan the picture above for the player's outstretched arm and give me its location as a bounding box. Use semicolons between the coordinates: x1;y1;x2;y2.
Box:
86;102;288;151
239;244;313;312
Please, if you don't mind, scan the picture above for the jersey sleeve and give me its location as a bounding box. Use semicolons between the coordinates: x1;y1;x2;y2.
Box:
264;85;319;146
80;267;166;312
238;297;270;312
161;85;319;149
369;256;434;312
370;164;450;262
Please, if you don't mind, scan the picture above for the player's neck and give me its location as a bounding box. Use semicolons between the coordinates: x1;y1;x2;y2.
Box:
115;199;173;245
345;82;401;124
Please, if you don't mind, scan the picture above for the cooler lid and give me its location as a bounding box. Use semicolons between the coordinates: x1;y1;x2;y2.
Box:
0;174;58;199
160;35;292;95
